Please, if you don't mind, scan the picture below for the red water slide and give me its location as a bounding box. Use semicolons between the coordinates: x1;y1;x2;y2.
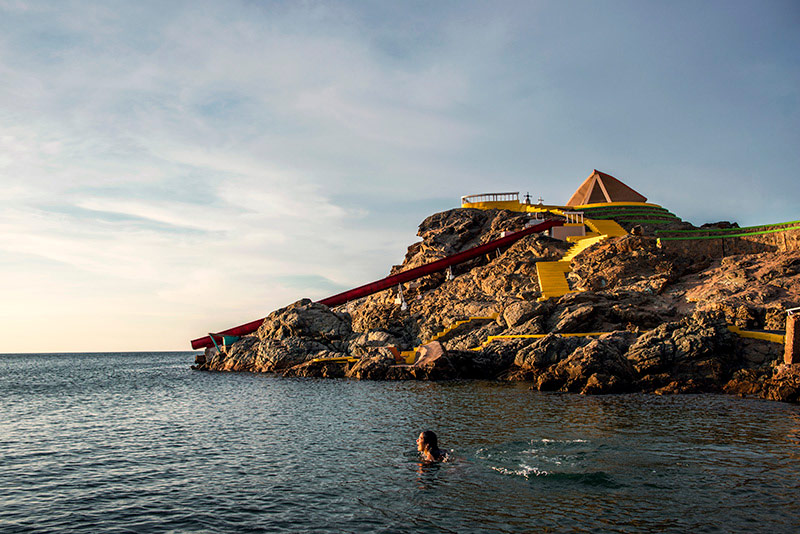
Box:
190;219;562;349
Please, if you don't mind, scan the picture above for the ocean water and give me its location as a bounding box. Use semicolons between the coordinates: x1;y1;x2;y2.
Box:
1;352;799;533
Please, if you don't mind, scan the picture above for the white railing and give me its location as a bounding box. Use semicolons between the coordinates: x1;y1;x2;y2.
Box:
529;212;545;221
562;211;584;224
461;192;519;204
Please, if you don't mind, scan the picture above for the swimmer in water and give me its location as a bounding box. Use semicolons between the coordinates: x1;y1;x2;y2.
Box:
417;430;447;462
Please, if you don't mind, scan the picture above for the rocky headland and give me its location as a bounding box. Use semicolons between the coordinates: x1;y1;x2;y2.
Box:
196;207;800;403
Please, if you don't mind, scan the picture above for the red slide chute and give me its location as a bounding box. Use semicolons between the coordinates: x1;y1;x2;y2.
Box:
191;219;562;349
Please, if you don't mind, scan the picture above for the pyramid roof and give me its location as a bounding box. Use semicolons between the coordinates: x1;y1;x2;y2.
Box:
566;170;647;207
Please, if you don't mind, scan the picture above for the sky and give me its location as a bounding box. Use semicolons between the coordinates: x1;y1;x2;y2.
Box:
0;0;798;352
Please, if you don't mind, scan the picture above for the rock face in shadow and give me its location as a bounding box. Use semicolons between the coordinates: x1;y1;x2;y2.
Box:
196;207;800;403
762;365;800;403
625;311;736;394
202;299;352;373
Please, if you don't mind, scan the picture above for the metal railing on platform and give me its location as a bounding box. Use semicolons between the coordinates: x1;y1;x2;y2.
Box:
561;211;584;224
461;192;519;204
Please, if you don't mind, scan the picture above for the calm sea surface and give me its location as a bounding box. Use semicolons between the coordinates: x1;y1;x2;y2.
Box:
1;352;799;533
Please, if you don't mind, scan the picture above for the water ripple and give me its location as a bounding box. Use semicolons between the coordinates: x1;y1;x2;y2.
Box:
1;353;800;533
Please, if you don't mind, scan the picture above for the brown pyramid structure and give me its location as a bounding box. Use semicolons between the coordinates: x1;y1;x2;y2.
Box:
566;170;647;207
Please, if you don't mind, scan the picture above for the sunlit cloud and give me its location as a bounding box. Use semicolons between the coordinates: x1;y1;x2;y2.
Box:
0;0;797;351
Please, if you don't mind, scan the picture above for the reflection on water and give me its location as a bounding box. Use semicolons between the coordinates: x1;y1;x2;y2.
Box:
1;352;799;533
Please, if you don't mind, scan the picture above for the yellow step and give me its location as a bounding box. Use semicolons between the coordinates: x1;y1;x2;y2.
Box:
420;313;500;346
400;351;417;364
585;219;626;237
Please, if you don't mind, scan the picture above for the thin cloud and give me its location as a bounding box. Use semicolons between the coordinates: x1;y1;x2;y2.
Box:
0;1;797;351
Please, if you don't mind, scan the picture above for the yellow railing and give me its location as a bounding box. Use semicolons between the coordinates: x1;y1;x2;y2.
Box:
727;325;785;344
464;323;787;354
307;356;360;364
461;192;520;204
470;332;611;351
425;314;500;344
315;324;786;365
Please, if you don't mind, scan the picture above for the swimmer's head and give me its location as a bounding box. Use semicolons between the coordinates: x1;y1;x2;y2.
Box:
417;430;439;453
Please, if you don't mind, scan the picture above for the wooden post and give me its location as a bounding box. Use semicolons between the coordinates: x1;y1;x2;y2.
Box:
785;311;800;365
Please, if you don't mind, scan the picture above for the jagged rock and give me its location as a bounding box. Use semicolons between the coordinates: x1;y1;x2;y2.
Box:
446;349;514;379
568;333;636;391
606;302;666;329
350;303;413;345
723;368;768;397
207;299;354;372
347;330;399;357
514;333;590;369
444;321;506;351
737;338;782;366
762;365;800;402
478;337;538;372
680;251;800;331
412;209;531;261
701;221;739;229
345;348;396;380
409;342;458;380
384;365;415;380
204;336;260;372
625;311;735;391
414;341;444;367
569;235;690;293
582;373;627;395
552;304;595;333
528;332;635;393
765;307;787;331
283;351;350;378
503;300;547;328
504;315;546;336
257;299;350;343
654;378;709;395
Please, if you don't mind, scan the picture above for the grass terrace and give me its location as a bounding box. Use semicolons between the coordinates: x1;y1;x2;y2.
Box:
656;220;800;240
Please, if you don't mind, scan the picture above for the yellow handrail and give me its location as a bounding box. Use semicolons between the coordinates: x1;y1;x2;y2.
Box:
307;356;360;364
470;332;612;351
727;325;785;344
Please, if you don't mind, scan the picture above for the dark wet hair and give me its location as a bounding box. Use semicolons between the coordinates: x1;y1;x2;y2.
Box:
419;430;439;451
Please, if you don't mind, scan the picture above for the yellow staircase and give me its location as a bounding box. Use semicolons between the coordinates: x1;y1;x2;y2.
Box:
585;219;627;238
536;219;626;301
567;231;600;242
535;261;572;300
559;234;607;262
426;314;499;343
400;313;499;363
